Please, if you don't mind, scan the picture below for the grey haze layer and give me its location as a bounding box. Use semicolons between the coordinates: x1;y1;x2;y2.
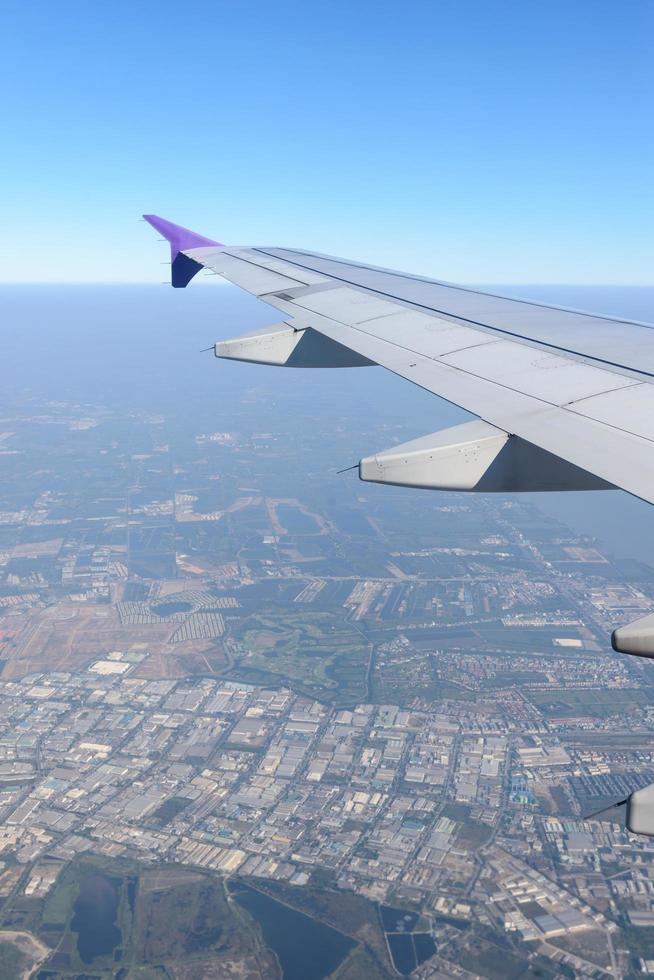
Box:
2;283;653;563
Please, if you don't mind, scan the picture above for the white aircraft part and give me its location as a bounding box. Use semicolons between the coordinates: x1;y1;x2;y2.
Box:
587;780;654;837
568;382;654;443
359;421;611;492
289;285;401;324
179;242;654;505
260;246;654;376
216;324;372;368
438;341;636;405
611;612;654;658
188;246;330;290
627;783;654;835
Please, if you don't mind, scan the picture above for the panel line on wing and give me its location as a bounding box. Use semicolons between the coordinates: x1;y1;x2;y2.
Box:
252;248;654;381
270;283;636;412
259;247;653;330
293;309;654;462
564;381;644;408
199;249;651;431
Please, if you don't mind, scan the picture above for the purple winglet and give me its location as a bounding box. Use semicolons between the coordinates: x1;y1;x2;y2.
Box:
143;214;222;288
143;214;221;258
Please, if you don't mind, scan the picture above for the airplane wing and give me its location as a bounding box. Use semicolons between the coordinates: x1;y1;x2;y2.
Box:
144;214;654;510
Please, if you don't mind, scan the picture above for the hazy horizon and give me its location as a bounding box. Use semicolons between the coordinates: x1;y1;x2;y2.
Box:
4;282;654;569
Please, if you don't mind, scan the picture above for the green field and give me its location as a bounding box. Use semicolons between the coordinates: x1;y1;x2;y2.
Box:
527;687;653;717
0;942;25;980
370;648;474;706
229;611;371;703
133;876;254;963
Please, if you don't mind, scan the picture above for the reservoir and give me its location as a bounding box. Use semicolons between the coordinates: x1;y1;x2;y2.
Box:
71;872;122;964
152;600;193;617
277;505;320;534
230;883;355;979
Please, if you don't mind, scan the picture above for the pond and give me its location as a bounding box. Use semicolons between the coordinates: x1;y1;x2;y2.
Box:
277;505;320;535
70;872;122;964
388;932;437;975
229;883;355;979
414;933;437;966
152;600;193;617
388;933;416;975
380;905;419;932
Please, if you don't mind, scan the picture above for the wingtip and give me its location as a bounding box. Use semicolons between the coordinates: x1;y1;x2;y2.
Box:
142;214;221;255
142;214;222;288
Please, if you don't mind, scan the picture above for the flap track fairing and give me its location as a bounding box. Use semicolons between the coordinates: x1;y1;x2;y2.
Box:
359;421;613;493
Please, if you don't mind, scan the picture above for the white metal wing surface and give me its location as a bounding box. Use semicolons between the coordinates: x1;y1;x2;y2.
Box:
144;215;654;510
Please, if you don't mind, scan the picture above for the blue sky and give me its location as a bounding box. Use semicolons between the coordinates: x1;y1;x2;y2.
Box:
1;0;651;283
